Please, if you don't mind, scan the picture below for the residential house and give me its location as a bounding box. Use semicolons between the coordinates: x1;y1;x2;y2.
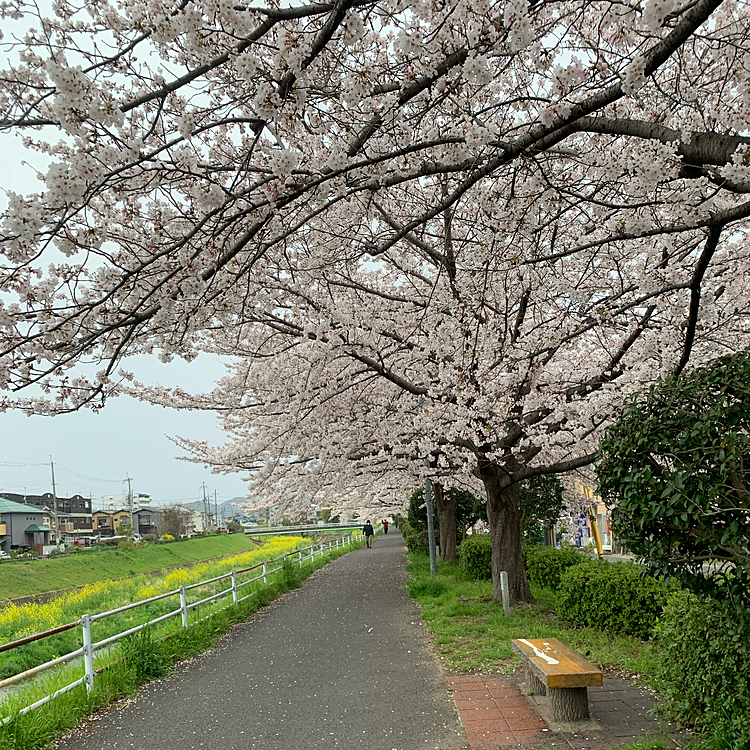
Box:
305;507;323;523
173;504;206;535
133;508;161;539
92;509;132;538
0;492;93;542
0;497;51;555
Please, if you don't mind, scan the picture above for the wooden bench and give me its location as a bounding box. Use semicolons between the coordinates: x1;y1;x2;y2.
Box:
511;638;602;722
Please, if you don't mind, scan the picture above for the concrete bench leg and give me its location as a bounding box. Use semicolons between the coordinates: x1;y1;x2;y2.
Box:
549;686;589;721
525;668;546;696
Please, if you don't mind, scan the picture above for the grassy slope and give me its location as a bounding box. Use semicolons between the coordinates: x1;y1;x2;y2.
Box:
1;535;255;599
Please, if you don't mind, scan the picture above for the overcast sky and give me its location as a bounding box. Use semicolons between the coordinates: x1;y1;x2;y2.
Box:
0;355;249;507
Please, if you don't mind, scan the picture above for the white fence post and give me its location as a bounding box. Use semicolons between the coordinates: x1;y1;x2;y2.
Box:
180;586;189;628
311;545;315;561
499;571;511;617
231;570;238;604
263;561;268;584
81;614;95;694
298;550;303;567
319;543;324;556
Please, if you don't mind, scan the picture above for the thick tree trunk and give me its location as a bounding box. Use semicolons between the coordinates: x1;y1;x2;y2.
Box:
434;483;457;562
478;462;533;605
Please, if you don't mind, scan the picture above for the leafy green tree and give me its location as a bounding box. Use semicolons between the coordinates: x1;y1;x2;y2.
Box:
226;521;243;533
597;349;750;619
321;507;332;523
407;487;436;530
117;523;136;538
408;486;486;561
517;475;565;544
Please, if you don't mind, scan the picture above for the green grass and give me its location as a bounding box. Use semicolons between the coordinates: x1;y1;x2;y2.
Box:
405;552;658;682
0;535;256;600
0;538;364;750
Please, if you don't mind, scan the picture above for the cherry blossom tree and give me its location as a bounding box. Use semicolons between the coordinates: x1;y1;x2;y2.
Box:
2;0;750;602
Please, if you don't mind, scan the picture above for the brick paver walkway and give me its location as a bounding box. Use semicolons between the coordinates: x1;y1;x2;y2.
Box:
449;675;548;748
449;674;689;750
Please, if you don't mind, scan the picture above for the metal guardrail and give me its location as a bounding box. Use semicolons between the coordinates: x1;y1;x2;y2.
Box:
243;522;361;537
0;532;365;725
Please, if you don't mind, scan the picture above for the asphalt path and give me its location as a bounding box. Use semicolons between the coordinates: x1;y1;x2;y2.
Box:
57;531;468;750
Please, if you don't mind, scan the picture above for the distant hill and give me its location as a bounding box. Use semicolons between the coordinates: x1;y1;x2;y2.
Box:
176;498;245;521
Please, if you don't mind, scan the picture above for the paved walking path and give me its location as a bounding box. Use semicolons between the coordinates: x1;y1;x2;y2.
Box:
56;531;468;750
55;532;689;750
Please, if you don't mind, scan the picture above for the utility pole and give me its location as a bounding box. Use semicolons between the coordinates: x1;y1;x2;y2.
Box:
202;483;209;530
126;477;134;526
424;457;437;577
214;490;219;530
50;456;61;550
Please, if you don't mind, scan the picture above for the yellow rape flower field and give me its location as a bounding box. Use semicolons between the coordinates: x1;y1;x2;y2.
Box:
0;536;311;680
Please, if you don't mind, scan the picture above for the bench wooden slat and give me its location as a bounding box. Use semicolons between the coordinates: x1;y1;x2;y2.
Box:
511;638;602;689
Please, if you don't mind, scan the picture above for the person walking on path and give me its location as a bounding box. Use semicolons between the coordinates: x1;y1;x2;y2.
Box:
363;519;375;547
383;519;389;534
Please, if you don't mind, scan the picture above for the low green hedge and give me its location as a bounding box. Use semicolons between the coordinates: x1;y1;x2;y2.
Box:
654;590;750;746
557;561;667;638
457;535;492;579
399;520;430;554
523;545;590;590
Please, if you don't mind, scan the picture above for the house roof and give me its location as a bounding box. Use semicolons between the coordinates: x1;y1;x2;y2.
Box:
0;497;42;515
25;524;48;533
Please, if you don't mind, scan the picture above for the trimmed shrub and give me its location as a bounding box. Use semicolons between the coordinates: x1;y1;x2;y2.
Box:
457;535;492;580
399;519;429;553
405;529;430;553
654;590;750;746
557;561;667;638
523;545;590;590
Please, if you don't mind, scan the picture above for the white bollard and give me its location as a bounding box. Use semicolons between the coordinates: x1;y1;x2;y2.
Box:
500;571;511;617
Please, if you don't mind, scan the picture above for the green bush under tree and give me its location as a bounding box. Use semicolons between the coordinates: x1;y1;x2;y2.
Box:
557;561;668;638
456;535;493;579
522;545;590;590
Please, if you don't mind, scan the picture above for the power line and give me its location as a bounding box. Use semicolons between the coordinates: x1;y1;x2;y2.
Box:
0;479;49;489
55;465;125;483
0;461;49;467
1;460;125;484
